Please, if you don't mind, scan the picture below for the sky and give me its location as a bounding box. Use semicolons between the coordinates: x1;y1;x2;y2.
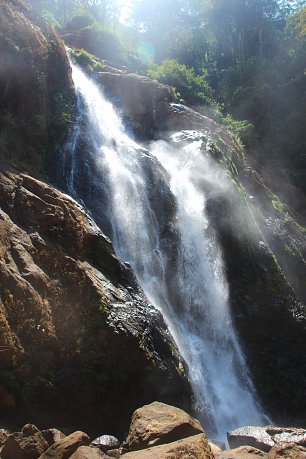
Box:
116;0;134;23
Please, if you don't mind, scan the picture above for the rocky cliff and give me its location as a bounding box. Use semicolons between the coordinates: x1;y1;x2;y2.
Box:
0;0;74;174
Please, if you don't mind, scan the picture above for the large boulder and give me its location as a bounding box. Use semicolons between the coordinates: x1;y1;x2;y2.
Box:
125;401;203;451
121;434;213;459
227;426;306;453
38;431;90;458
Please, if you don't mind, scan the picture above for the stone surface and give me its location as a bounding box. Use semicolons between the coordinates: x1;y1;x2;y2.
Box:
1;424;49;459
268;443;306;459
125;401;203;450
228;427;306;453
209;441;223;455
38;431;90;458
70;445;111;458
121;433;213;458
0;0;74;172
216;446;267;459
91;435;120;452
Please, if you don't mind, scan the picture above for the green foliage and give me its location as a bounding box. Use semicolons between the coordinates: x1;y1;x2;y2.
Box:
148;59;214;105
223;114;256;146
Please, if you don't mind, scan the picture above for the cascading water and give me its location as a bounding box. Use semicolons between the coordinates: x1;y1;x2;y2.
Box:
64;62;267;440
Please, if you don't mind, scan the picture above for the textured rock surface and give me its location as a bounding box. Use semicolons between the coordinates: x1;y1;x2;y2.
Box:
38;431;90;458
0;165;191;435
98;71;174;139
121;433;213;458
1;424;49;459
125;401;203;451
267;443;306;459
228;426;306;452
70;446;111;458
216;446;267;459
0;0;74;172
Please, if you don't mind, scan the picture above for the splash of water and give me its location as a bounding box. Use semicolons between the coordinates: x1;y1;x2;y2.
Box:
66;62;267;440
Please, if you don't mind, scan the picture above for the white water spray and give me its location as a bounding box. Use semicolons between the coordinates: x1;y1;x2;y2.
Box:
67;62;266;440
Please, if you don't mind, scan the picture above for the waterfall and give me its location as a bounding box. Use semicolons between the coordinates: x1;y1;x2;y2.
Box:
65;62;267;441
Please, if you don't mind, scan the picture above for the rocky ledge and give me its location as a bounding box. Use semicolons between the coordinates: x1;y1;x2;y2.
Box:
0;163;191;434
1;402;305;459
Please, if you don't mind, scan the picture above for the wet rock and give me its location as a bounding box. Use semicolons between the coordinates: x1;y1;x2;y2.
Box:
121;433;213;458
2;424;49;459
70;445;111;458
38;431;90;458
91;435;120;452
125;401;203;451
97;71;173;140
227;426;306;453
216;446;267;459
267;443;306;459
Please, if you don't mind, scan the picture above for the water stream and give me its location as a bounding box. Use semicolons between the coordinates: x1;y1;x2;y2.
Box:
64;62;266;440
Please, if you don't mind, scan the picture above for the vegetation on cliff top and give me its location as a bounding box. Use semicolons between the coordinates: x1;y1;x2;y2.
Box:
25;0;306;200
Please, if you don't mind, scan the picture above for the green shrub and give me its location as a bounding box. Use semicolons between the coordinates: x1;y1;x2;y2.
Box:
147;59;214;106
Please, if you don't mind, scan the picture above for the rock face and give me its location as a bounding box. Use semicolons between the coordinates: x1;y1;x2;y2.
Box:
97;71;174;139
125;401;203;451
0;164;191;434
228;426;306;453
0;0;74;173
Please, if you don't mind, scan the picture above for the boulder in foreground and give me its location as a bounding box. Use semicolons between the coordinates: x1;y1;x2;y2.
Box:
122;433;213;459
38;431;90;458
125;401;203;450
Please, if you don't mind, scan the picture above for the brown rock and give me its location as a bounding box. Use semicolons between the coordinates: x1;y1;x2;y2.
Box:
70;445;111;458
268;443;306;459
216;446;267;459
209;441;222;455
125;401;203;450
121;433;213;458
2;424;49;459
38;431;90;458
